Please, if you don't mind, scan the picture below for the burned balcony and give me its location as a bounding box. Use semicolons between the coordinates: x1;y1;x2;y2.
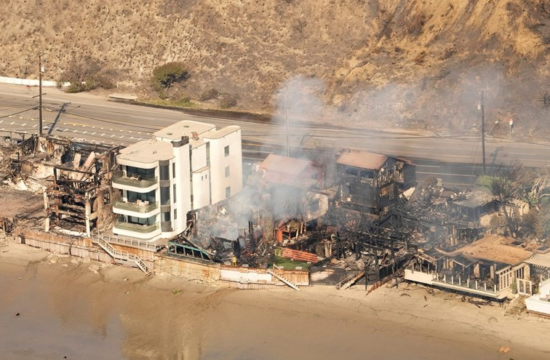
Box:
112;170;158;189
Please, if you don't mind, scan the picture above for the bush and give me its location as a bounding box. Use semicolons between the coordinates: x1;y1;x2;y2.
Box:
219;93;238;109
151;62;189;90
199;88;219;101
59;56;116;93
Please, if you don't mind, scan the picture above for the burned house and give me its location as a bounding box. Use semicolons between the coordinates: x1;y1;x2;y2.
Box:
336;150;415;215
406;234;533;299
448;186;498;239
259;154;328;222
44;140;119;237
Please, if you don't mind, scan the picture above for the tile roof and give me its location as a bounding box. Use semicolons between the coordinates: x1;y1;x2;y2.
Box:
337;150;388;170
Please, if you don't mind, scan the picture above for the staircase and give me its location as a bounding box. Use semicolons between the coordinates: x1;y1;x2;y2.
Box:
335;271;363;290
337;271;365;290
96;237;152;275
267;269;300;291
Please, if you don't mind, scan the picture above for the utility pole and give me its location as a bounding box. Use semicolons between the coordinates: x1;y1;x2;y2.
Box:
480;91;486;175
38;54;43;136
284;91;289;157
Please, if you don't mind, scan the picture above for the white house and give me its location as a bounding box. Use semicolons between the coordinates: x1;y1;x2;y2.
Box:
112;120;242;240
525;278;550;317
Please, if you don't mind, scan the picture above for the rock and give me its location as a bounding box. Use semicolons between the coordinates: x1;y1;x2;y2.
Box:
82;256;91;264
88;264;100;274
49;256;59;264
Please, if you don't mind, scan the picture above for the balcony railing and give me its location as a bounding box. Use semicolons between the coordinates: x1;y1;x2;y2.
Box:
114;221;159;233
113;198;159;213
112;171;157;188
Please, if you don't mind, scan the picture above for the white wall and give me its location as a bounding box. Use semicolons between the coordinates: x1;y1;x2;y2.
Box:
192;168;211;210
208;130;242;204
220;268;272;283
191;143;208;170
0;76;69;87
404;269;435;284
172;143;191;234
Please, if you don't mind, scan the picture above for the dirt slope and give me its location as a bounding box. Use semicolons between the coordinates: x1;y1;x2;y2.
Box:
2;0;550;136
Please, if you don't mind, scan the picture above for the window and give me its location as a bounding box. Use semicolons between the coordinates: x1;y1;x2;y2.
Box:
224;145;230;157
174;209;178;220
173;184;177;203
172;163;176;178
162;212;171;222
225;186;231;198
160;187;170;205
225;166;230;178
160;165;169;180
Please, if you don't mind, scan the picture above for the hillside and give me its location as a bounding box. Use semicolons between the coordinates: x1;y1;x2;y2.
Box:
2;0;550;138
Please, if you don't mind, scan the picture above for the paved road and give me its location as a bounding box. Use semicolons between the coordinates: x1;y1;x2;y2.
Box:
1;84;549;178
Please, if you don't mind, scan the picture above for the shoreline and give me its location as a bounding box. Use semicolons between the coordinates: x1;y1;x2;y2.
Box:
2;242;549;360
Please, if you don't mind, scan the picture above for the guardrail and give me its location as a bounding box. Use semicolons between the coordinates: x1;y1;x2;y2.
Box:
112;171;158;188
113;198;159;213
113;221;159;234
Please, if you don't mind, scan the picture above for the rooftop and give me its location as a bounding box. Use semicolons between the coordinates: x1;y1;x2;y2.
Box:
525;252;550;268
337;150;388;170
118;139;173;164
261;154;312;174
154;120;216;142
453;187;496;208
454;234;533;265
204;126;240;140
260;154;319;188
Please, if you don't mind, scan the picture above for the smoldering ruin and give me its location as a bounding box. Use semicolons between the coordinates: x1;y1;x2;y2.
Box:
1;126;550;301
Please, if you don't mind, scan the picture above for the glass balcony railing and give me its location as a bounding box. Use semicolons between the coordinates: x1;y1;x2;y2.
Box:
113;198;159;213
112;171;158;188
114;221;159;233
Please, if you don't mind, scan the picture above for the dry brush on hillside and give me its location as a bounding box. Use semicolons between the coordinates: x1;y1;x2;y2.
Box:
2;0;550;137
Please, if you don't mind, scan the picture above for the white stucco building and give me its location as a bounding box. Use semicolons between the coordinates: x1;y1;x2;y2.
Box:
111;120;242;240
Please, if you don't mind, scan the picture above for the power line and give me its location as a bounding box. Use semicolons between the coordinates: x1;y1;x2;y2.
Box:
0;107;39;119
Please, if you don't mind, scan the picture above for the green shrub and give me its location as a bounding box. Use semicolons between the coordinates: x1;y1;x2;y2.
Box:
151;62;189;90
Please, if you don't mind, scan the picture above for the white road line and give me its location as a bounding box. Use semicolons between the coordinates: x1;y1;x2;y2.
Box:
10;122;14;125
91;132;96;135
0;120;3;123
408;146;435;149
110;135;115;137
83;131;87;134
22;123;26;126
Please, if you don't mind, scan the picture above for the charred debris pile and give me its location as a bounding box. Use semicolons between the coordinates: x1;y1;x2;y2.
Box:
3;134;547;291
0;134;120;238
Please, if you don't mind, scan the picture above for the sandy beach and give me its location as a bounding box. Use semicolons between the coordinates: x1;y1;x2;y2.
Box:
1;242;549;360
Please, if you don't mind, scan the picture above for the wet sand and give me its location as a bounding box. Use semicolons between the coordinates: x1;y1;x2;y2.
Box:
1;243;549;360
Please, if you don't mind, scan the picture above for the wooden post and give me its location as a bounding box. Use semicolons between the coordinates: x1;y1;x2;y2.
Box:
85;199;91;238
